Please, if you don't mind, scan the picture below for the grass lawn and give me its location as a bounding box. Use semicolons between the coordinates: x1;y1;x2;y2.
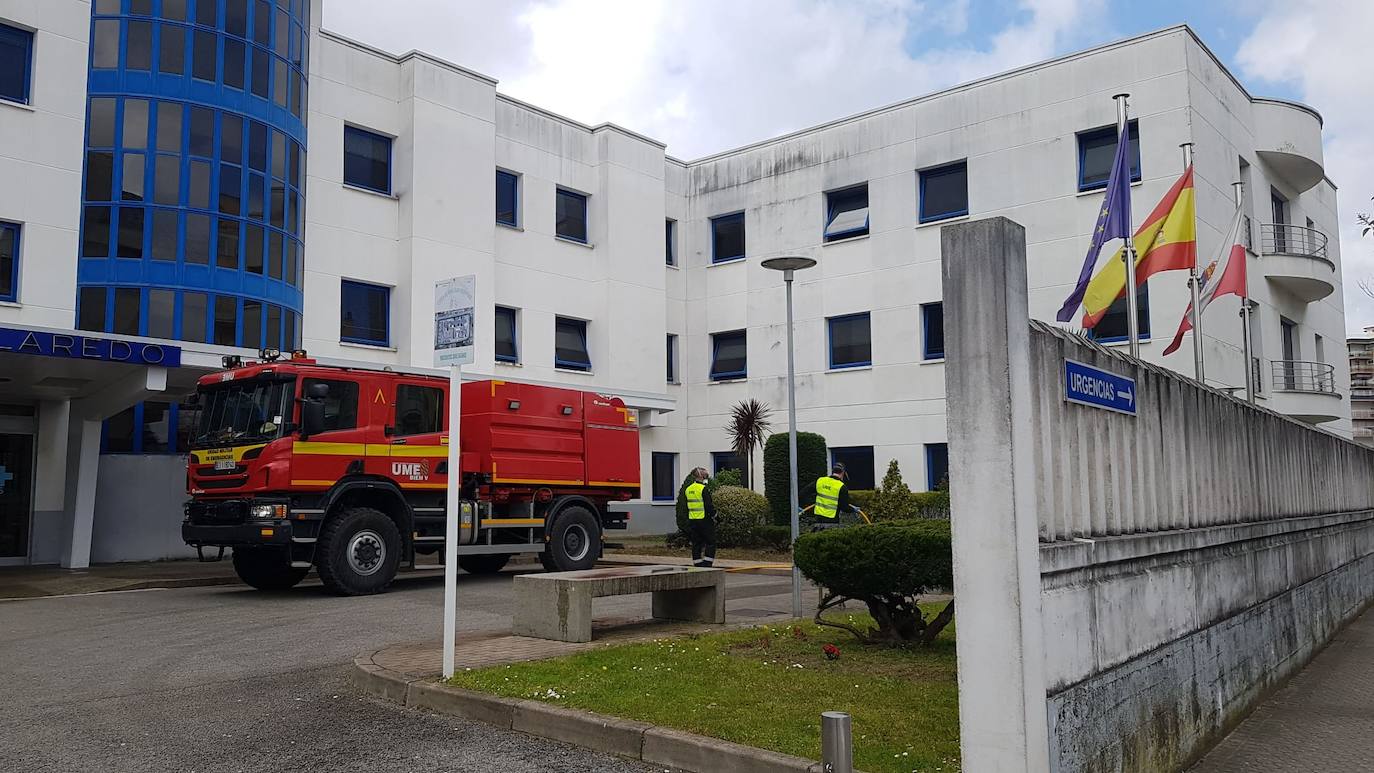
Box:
605;535;791;564
447;608;960;773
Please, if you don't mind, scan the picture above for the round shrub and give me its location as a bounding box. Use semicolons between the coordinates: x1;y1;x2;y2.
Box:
712;485;770;547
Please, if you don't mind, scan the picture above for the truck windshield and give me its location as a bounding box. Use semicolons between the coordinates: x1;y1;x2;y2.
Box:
192;379;293;448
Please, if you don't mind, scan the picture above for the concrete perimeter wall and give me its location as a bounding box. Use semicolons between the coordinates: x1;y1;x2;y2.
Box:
942;217;1374;773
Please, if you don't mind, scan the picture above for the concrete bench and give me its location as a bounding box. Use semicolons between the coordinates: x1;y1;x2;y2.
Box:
512;565;726;643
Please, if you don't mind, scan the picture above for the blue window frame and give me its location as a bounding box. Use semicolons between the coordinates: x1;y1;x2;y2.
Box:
925;443;949;491
0;22;34;105
824;184;869;241
555;188;587;243
0;221;19;302
340;279;390;346
830;446;875;490
554;316;591;371
665;219;676;266
496;169;518;227
921;302;944;360
710;330;747;381
343;126;391;194
827;312;871;369
711;451;749;488
651;452;677;501
101;400;199;455
919;161;968;223
1087;285;1150;343
495;305;518;363
1077;121;1140;192
711;212;745;263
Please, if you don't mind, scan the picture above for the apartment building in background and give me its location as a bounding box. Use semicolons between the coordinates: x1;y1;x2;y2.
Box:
1348;329;1374;446
0;1;1350;564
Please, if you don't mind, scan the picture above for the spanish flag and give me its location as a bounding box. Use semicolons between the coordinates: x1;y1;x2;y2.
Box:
1081;167;1197;329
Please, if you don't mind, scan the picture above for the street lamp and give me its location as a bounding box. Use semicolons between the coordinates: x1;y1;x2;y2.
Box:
762;255;817;619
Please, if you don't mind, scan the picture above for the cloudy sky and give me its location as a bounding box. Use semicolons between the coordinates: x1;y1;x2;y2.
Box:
324;0;1374;332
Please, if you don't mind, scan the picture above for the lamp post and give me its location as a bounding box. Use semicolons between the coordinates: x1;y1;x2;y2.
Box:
762;255;817;619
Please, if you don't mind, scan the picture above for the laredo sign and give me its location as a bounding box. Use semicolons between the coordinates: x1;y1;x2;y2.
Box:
0;326;182;367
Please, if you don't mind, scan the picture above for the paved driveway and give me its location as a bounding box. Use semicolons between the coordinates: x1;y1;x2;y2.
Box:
3;570;784;772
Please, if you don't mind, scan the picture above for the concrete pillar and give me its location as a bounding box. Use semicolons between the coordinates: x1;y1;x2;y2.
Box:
940;217;1050;772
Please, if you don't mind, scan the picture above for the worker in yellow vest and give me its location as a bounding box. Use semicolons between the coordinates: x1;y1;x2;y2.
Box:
683;467;717;567
809;463;859;530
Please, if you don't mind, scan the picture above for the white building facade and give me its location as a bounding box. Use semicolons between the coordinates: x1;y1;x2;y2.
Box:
0;2;1350;563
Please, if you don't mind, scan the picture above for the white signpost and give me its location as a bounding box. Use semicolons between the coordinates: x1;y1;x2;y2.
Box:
434;275;475;679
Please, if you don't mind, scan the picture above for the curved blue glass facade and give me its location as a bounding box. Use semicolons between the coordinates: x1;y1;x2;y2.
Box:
77;0;307;351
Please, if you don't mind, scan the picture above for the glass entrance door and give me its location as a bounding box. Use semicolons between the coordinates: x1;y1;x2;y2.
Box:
0;433;34;559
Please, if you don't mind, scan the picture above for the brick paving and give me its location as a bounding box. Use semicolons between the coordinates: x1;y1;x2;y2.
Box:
1191;605;1374;773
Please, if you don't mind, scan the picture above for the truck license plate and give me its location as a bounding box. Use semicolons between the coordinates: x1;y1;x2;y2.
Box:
214;460;236;471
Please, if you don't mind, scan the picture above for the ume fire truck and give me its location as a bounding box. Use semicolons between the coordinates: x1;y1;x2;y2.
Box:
181;351;639;594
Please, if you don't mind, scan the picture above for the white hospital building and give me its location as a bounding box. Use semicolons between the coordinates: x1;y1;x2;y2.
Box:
0;1;1349;565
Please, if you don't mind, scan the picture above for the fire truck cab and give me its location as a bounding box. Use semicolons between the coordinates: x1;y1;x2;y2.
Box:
181;352;639;595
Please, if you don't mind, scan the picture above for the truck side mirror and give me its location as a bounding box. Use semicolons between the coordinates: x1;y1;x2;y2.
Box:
300;382;329;438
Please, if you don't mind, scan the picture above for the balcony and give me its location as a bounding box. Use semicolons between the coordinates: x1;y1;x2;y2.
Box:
1260;224;1336;303
1253;99;1326;193
1270;360;1341;424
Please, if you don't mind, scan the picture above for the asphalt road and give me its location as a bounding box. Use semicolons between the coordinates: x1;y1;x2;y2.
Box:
0;571;674;773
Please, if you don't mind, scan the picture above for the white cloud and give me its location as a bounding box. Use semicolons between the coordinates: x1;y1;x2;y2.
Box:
1235;0;1374;333
322;0;1106;159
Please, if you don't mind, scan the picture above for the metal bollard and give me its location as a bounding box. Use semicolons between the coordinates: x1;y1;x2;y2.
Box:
821;711;853;773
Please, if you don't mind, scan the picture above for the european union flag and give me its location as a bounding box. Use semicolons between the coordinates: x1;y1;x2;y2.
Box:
1057;122;1134;322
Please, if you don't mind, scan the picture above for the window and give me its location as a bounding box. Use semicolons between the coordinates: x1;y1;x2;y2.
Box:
666;333;678;383
555;188;588;243
554;316;591;371
93;19;119;69
1078;121;1140;192
213;295;236;345
340;279;390;346
495;305;518;363
824;185;869;241
159;23;185;75
0;22;34;104
183;291;207;343
302;378;359;432
921;302;944;360
710;330;747;381
828;312;871;369
665;219;676;266
496;170;518;227
651;452;677;501
343;126;392;194
925;443;949;491
919;162;968;223
395;385;444;436
712;451;749;488
148;288;174;339
1088;285;1150;343
711;212;745;263
78;286;106;331
127;21;152;70
0;222;18;302
831;446;875;490
113;287;140;335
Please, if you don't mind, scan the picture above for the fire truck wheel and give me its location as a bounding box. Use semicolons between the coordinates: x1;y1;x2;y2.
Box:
316;507;402;596
544;506;601;572
231;548;309;591
457;554;511;575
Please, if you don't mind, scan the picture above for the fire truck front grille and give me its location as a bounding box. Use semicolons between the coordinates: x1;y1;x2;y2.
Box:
187;500;248;525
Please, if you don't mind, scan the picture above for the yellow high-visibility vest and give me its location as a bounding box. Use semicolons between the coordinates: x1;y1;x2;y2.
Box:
814;476;843;519
685;482;707;520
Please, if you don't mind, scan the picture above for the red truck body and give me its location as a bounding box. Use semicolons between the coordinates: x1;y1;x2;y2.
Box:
181;354;639;594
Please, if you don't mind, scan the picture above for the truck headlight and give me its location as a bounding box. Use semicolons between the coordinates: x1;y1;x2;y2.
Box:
250;503;287;520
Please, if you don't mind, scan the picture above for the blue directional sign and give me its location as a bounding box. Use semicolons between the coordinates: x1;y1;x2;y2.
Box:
1064;359;1137;416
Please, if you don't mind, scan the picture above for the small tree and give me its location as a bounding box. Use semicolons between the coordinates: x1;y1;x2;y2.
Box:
763;431;828;526
724;399;772;491
868;460;915;521
794;520;954;646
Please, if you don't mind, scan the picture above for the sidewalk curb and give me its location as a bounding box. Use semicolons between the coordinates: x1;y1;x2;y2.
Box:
351;651;828;773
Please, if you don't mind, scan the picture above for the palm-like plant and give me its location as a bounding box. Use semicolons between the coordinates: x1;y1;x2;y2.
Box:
725;399;772;491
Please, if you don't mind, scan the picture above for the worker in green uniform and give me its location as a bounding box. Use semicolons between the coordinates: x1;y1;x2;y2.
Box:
808;462;860;531
683;467;716;567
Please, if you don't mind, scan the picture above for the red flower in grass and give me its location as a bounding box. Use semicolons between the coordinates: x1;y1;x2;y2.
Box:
823;643;841;660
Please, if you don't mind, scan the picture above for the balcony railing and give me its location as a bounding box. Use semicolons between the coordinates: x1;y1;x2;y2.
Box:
1272;360;1336;394
1260;223;1330;262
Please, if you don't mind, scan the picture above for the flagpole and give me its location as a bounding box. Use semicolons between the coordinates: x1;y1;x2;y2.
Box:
1182;142;1203;383
1235;180;1256;403
1115;93;1140;359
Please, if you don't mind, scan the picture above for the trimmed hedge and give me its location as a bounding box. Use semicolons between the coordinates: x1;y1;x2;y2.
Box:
712;485;770;547
794;520;954;644
763;431;827;527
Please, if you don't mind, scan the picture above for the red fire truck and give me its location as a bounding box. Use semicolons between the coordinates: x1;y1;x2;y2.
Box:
181;352;639;595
